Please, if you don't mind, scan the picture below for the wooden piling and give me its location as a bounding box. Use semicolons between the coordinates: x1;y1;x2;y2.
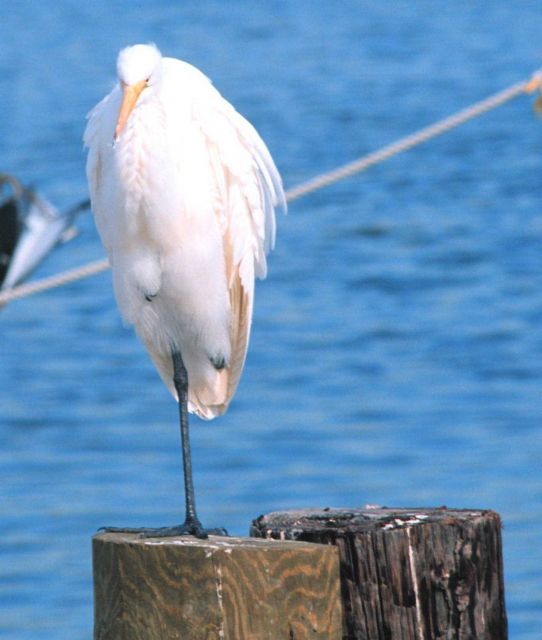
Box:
93;532;343;640
251;507;507;640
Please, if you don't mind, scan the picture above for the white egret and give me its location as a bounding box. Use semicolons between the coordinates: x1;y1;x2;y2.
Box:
84;44;285;538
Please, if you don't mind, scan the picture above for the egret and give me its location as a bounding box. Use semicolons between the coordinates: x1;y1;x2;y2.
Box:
84;44;285;538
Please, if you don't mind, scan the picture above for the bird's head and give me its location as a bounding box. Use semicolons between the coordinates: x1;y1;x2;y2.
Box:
115;43;162;140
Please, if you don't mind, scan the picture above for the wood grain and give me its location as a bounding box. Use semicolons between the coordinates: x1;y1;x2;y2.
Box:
93;533;342;639
251;507;507;640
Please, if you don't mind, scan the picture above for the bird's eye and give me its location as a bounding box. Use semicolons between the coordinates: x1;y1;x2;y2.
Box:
145;77;151;84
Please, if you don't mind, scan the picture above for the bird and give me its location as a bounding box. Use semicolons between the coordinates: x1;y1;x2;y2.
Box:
84;43;285;538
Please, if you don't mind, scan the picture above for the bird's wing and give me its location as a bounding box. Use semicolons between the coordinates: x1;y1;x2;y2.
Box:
197;91;285;283
195;88;286;410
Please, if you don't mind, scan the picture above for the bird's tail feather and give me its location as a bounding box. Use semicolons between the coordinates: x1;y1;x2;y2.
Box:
144;267;253;421
187;267;253;419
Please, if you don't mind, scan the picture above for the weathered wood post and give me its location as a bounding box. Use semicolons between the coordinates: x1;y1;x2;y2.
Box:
251;507;507;640
93;532;343;640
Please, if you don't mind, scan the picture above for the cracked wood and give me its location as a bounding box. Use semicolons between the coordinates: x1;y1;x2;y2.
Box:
251;507;507;640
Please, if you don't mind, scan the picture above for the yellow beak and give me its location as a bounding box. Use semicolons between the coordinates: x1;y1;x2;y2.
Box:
114;79;147;140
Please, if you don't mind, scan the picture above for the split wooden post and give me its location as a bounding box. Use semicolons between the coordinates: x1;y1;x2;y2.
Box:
251;507;507;640
93;532;342;640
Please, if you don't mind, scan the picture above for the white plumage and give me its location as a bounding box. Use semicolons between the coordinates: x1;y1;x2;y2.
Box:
84;44;285;420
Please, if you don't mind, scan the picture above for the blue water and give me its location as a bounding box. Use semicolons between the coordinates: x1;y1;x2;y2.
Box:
1;2;542;637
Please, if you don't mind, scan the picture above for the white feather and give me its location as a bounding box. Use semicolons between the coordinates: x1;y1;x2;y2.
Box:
84;44;285;419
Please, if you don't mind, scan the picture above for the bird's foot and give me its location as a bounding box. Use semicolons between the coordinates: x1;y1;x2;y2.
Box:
98;519;228;540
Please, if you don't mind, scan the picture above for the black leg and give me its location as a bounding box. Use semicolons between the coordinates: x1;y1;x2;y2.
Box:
99;350;227;539
172;349;207;537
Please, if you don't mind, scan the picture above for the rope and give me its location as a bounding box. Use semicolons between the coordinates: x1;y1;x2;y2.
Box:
0;259;109;305
285;73;541;201
1;70;541;307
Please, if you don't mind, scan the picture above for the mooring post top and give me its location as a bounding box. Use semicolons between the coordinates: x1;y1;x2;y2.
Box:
251;506;502;538
92;530;338;552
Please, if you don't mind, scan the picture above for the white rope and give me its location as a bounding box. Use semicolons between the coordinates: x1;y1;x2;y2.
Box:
0;259;109;305
1;71;540;307
285;74;541;202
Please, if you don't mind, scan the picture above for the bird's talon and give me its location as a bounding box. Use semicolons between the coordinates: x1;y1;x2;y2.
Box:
209;353;227;370
97;523;228;539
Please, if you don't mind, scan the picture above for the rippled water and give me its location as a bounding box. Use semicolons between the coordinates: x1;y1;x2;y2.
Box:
1;2;542;638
